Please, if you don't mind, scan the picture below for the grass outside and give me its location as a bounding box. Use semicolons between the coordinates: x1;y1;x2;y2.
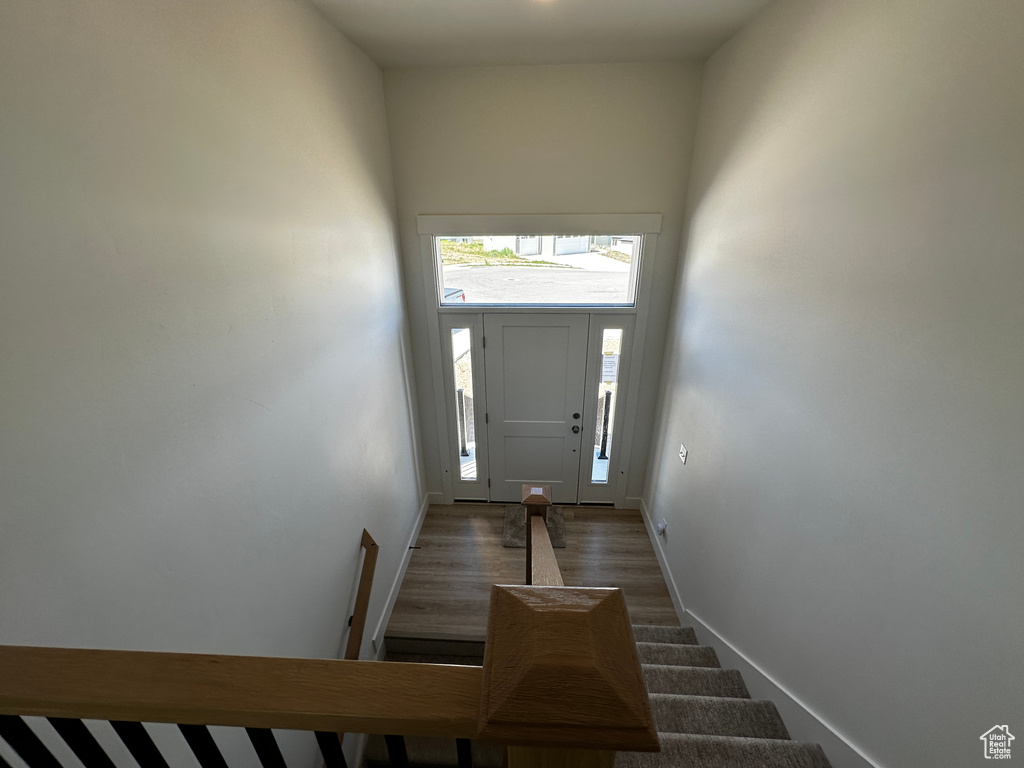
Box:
439;239;574;268
595;247;632;264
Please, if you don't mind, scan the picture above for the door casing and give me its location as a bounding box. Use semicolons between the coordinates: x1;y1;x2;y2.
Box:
418;213;662;508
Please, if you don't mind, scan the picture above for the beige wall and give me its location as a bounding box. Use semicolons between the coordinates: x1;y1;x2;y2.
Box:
647;1;1024;766
384;62;702;500
0;0;420;759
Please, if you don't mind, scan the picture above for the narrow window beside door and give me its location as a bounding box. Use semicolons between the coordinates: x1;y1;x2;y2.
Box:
591;329;623;484
451;328;477;481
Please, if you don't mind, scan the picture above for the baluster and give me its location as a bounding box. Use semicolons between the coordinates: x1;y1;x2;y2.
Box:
178;724;229;768
110;721;171;768
0;716;62;768
314;731;348;768
384;735;409;768
246;728;288;768
47;719;115;768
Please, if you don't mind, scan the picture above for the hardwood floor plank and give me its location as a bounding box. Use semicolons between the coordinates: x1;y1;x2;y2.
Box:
386;504;678;640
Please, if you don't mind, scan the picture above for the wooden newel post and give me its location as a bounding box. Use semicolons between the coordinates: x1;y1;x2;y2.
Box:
521;484;552;586
521;483;551;523
478;585;660;768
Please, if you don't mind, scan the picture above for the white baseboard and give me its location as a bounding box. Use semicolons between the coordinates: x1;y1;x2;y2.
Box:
638;499;880;768
638;498;686;619
368;493;430;658
426;491;445;506
685;610;881;768
623;495;643;510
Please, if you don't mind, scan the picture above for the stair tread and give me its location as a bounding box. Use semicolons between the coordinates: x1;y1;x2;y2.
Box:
632;625;699;645
616;733;832;768
649;694;789;740
643;664;751;698
364;627;825;767
637;642;721;668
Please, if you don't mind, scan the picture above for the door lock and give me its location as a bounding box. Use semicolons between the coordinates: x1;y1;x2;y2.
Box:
572;425;580;434
573;412;580;419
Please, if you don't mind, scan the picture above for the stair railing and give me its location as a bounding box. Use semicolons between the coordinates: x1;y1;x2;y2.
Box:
0;645;479;767
521;484;563;588
0;495;658;768
345;529;379;661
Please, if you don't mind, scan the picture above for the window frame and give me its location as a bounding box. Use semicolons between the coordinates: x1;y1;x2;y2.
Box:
417;213;662;506
421;214;661;311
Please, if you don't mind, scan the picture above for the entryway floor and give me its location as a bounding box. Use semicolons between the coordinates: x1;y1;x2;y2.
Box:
385;503;679;642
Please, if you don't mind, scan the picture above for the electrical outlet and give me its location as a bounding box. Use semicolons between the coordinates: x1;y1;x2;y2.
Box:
656;519;668;537
679;443;688;464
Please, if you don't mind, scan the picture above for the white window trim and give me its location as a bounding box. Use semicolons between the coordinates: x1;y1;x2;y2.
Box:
417;213;662;236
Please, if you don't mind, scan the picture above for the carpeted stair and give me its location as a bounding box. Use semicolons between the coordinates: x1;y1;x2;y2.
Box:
617;624;831;768
370;628;831;768
638;641;721;667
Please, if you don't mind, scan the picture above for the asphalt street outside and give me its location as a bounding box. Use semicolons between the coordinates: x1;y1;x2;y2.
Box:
443;265;633;304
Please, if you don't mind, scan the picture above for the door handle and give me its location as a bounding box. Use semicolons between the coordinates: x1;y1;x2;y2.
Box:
572;425;580;434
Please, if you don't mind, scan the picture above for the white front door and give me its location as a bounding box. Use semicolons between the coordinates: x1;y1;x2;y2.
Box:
483;314;590;504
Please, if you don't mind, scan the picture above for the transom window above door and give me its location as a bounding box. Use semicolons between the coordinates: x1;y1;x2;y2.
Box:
434;233;643;306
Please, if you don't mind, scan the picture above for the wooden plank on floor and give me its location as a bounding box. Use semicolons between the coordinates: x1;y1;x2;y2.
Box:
386;504;678;641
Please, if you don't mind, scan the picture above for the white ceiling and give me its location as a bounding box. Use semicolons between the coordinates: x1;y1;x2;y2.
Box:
309;0;773;68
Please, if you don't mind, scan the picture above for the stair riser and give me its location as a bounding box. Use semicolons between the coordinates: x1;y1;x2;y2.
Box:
624;628;831;767
615;733;831;768
642;665;750;698
637;642;721;667
650;694;790;740
632;625;699;645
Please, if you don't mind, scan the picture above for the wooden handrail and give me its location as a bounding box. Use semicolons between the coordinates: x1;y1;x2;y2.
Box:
529;515;563;587
344;528;379;660
0;496;658;768
0;646;481;738
522;483;561;586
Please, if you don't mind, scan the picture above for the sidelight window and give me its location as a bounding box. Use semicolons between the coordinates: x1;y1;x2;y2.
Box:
450;327;477;481
591;328;623;484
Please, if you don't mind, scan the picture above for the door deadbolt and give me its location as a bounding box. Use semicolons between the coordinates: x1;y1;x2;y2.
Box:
573;412;580;419
572;425;581;434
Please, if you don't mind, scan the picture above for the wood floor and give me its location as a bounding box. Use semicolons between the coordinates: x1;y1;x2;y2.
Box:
386;504;679;642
